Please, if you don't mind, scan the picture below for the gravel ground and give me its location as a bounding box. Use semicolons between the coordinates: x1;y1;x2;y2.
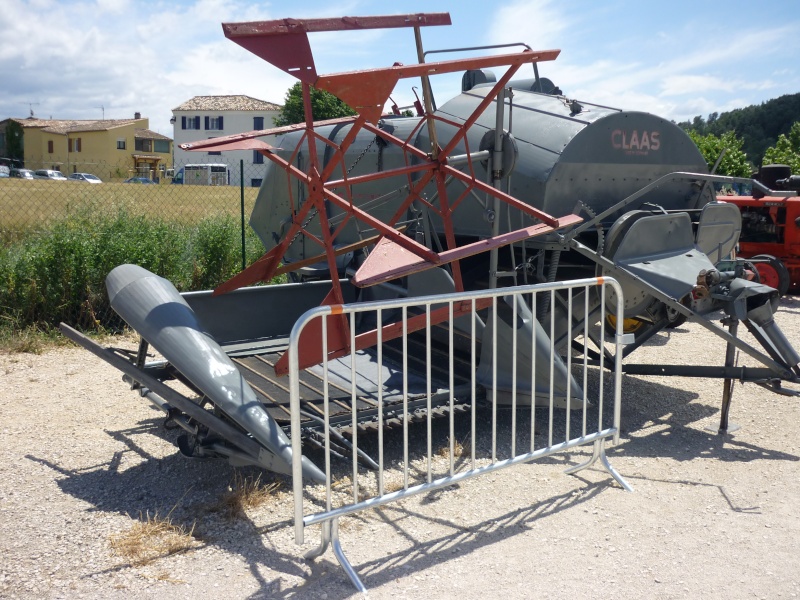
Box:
2;297;800;599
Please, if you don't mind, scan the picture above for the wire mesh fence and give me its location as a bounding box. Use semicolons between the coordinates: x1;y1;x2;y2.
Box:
0;157;273;333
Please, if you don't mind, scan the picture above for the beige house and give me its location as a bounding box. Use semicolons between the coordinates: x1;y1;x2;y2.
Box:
0;114;172;181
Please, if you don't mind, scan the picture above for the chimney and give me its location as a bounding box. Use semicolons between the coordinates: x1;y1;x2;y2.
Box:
134;112;141;119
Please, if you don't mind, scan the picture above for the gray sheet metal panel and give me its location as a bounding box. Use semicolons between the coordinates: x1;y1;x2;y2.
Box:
422;89;597;237
182;279;355;345
322;117;424;247
611;213;713;301
252;86;710;253
250;117;424;256
549;111;709;218
476;294;583;405
695;201;742;263
418;87;709;233
249;134;294;251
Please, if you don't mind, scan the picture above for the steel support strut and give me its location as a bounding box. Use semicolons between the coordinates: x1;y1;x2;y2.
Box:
717;318;741;434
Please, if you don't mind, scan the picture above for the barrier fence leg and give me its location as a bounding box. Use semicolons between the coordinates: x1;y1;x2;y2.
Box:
305;518;367;594
331;518;367;593
564;439;633;492
303;521;330;561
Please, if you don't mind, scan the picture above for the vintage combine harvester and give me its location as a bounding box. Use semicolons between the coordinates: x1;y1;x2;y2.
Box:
62;13;800;484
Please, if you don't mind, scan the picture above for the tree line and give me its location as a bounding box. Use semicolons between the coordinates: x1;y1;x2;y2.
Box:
678;92;800;176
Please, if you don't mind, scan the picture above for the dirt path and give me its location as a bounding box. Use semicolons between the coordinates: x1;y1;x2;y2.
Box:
2;298;800;599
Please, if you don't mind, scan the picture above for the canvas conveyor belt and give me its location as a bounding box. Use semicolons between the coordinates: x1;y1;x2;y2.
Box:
230;327;480;435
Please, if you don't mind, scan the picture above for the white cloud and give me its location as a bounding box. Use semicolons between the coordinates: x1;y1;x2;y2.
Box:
485;0;569;51
660;75;738;97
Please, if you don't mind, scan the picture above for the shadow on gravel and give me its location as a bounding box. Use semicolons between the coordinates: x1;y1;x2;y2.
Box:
23;355;800;597
25;415;313;592
249;465;615;598
612;372;800;465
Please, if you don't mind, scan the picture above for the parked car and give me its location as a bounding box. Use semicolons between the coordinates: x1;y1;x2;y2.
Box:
34;169;67;180
10;168;36;179
122;177;156;184
68;172;102;183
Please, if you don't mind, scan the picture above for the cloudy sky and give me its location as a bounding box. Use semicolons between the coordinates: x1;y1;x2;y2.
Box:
2;0;798;136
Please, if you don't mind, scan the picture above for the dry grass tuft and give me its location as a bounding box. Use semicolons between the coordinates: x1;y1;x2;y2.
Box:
383;478;407;494
437;436;466;459
110;512;199;566
154;570;187;584
213;472;282;520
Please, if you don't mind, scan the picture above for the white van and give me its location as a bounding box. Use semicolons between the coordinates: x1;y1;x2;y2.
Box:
34;169;67;180
171;164;229;185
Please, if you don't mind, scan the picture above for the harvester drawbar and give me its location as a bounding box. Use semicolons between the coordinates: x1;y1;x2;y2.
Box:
61;12;800;481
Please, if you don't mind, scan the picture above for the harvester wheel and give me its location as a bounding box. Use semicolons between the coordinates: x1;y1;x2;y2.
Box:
752;254;790;296
664;295;691;329
605;314;645;334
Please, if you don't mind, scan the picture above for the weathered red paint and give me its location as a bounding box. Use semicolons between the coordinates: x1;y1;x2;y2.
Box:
188;13;581;373
725;194;800;290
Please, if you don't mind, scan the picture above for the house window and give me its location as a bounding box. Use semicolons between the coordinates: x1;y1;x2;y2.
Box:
253;116;264;130
205;116;224;130
48;140;54;153
68;138;82;152
253;150;264;164
135;138;152;152
205;137;220;156
251;178;263;188
181;116;201;130
154;139;169;153
117;139;126;150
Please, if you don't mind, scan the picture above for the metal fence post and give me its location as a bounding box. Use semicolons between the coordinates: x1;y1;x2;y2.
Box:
240;159;246;270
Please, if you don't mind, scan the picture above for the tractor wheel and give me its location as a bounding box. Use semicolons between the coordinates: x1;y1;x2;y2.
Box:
752;254;790;296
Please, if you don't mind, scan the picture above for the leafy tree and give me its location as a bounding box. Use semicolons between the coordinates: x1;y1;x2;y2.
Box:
763;122;800;173
5;120;24;163
687;130;752;177
273;82;357;127
678;92;800;165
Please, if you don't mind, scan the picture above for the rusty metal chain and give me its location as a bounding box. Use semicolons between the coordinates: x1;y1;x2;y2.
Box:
285;135;378;249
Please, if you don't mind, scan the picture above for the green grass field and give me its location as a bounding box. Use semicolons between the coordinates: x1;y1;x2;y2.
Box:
0;178;260;237
0;178;274;334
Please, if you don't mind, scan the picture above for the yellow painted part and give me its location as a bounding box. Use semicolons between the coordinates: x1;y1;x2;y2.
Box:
605;314;644;333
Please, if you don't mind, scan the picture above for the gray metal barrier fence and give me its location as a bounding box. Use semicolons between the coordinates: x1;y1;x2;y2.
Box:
288;276;631;592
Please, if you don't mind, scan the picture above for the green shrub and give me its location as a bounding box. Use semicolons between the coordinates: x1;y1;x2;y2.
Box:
0;206;272;334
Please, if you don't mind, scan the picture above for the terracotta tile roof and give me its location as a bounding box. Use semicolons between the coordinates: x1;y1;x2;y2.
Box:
14;117;142;135
173;95;282;112
135;128;171;140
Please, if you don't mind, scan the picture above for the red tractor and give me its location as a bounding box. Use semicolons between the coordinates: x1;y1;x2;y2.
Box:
724;164;800;295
